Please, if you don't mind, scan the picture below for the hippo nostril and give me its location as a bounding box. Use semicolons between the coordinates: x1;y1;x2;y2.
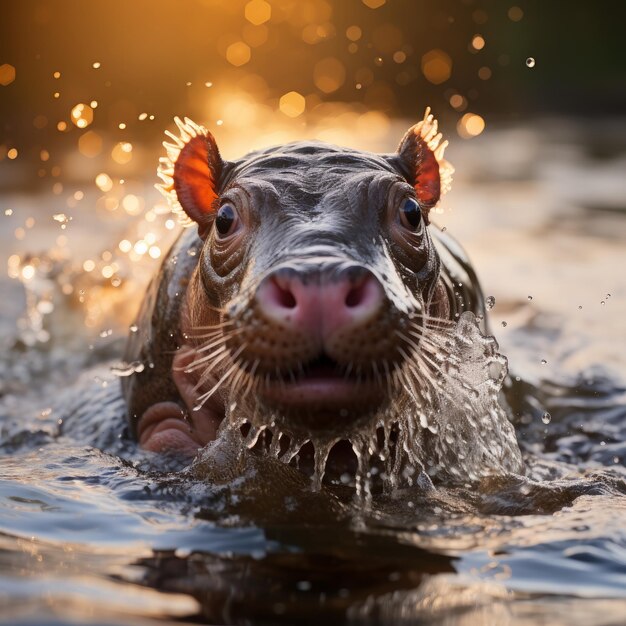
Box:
271;277;297;309
345;280;367;308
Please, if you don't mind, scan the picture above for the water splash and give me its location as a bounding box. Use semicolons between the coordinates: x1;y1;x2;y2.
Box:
217;312;523;494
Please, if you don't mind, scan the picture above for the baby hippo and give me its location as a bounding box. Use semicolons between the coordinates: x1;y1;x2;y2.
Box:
122;110;494;480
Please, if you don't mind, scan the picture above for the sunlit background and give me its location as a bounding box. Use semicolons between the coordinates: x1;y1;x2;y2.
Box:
1;0;625;360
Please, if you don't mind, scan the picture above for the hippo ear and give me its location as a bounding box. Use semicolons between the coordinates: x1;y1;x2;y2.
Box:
156;117;222;236
396;108;454;217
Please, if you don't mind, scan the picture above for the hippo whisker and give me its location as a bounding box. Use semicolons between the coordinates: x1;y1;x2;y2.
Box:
194;347;247;411
185;345;230;375
196;328;245;353
190;318;235;333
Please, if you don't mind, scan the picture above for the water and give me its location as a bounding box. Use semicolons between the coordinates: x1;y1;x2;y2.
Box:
2;120;626;625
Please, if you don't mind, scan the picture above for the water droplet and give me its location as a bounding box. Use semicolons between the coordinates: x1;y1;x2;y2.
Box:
111;360;145;376
541;412;551;424
441;226;447;232
485;295;496;310
606;293;611;298
526;57;535;67
600;300;605;306
501;321;507;327
527;295;533;301
541;359;547;365
129;324;138;332
578;305;583;310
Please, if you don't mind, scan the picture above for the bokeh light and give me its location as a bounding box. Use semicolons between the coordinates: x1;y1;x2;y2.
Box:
0;64;16;86
421;49;452;85
226;42;251;66
457;112;485;138
279;91;306;118
244;0;271;26
71;103;94;128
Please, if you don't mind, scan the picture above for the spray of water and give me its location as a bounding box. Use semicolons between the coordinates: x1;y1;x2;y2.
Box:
209;311;523;497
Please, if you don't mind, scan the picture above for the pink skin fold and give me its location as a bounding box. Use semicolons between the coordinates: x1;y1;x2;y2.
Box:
138;347;223;457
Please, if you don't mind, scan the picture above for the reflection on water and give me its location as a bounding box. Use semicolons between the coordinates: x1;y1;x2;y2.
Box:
1;120;626;625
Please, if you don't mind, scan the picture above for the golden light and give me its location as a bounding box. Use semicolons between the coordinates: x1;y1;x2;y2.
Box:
356;111;390;140
53;71;61;79
7;148;18;160
95;173;113;192
40;149;50;161
21;264;35;281
508;6;524;21
57;121;68;131
0;64;16;86
362;0;385;8
457;113;485;138
92;61;101;69
71;103;94;128
449;93;467;111
53;92;60;98
78;131;102;157
346;26;362;41
313;57;346;94
421;49;452;85
7;254;21;279
279;91;306;118
226;42;251;67
244;0;271;26
148;246;162;259
471;35;486;51
134;240;148;255
118;239;132;253
111;142;133;164
82;259;96;272
122;194;143;215
393;51;406;64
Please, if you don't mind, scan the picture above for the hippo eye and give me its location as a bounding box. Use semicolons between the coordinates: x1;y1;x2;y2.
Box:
215;204;238;237
399;198;423;232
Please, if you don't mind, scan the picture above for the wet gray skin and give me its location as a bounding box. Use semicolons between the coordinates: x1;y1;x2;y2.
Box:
122;125;489;485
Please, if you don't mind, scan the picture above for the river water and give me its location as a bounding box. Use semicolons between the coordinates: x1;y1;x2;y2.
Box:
1;118;626;625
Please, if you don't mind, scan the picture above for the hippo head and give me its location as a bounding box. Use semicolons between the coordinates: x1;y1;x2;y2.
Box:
156;112;456;457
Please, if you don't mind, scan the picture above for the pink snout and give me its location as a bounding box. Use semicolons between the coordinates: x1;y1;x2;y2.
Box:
255;267;384;340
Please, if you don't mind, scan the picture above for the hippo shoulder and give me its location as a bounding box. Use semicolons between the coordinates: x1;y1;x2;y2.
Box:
431;225;487;326
122;226;202;434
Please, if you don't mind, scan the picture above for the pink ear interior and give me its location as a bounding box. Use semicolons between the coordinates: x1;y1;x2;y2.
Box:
173;133;222;225
397;109;454;214
412;135;441;209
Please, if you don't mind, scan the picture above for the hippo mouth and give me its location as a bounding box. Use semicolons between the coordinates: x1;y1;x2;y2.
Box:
255;351;391;423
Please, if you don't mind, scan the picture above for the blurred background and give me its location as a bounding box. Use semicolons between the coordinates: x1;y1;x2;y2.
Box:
2;0;626;184
1;0;626;390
